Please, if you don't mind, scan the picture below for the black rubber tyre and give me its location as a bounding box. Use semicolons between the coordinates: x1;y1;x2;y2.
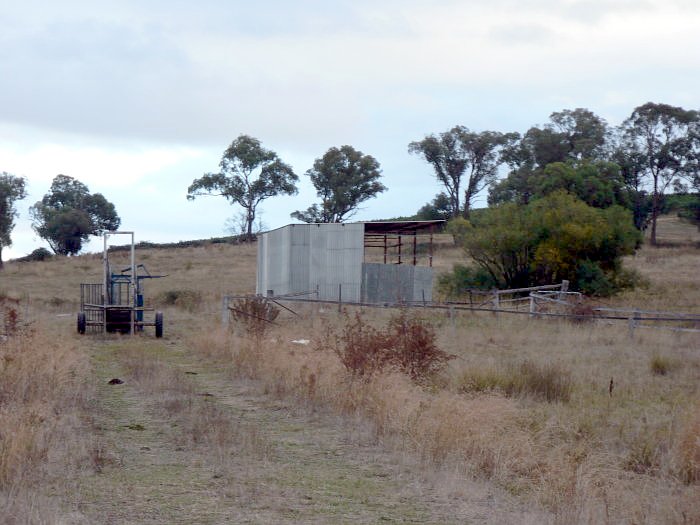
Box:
155;311;164;338
77;312;87;334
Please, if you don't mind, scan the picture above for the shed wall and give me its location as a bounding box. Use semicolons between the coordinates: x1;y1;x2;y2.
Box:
257;223;434;304
361;263;433;303
256;223;363;302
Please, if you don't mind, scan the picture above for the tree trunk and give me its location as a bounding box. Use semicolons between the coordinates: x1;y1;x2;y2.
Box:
0;246;3;269
650;174;659;246
246;206;255;241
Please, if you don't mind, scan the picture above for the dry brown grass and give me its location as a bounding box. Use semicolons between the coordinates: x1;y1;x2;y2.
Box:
1;220;698;523
192;294;699;523
0;310;95;522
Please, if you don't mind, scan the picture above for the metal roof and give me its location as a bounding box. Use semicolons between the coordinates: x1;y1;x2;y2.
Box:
361;220;445;235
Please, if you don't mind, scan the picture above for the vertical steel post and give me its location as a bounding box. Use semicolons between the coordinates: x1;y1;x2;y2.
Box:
429;228;434;267
130;232;136;335
103;233;109;333
412;232;417;266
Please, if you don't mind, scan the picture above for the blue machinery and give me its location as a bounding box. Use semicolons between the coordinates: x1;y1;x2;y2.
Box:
78;231;165;337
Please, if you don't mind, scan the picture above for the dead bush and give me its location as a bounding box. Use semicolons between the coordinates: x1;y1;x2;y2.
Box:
568;299;597;323
229;295;279;338
387;310;453;380
1;295;21;337
331;310;453;382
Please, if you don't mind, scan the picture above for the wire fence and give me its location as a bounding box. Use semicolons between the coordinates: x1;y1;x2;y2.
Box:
222;283;700;335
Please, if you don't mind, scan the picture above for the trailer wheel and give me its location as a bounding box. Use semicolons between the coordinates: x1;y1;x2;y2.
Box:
155;311;163;338
77;312;87;334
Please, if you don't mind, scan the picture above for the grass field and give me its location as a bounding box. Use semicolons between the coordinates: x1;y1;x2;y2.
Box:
1;216;698;523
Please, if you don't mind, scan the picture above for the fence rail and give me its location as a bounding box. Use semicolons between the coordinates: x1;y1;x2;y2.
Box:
221;281;700;334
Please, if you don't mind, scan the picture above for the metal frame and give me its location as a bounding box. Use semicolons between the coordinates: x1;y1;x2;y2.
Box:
78;231;164;336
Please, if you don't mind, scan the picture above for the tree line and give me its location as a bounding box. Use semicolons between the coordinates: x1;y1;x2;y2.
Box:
410;103;700;246
1;102;698;292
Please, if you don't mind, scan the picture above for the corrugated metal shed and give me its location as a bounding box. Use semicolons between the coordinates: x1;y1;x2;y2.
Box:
256;221;443;304
257;223;363;302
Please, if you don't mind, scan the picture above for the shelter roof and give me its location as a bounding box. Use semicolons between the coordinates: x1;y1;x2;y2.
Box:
361;220;445;235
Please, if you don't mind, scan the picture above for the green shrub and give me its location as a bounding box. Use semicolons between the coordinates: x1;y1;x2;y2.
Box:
451;192;642;296
15;247;53;262
575;260;615;297
438;264;499;298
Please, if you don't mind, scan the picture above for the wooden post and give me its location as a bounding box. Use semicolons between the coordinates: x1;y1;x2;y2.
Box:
559;280;569;302
628;309;639;338
338;283;342;313
222;296;230;327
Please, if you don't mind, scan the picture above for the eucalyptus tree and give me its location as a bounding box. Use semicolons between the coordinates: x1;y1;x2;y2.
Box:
188;135;298;239
409;126;512;218
620;102;700;244
30;175;120;255
0;172;27;267
291;145;385;223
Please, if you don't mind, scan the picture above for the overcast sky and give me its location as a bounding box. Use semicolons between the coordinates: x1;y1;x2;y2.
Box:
2;0;699;259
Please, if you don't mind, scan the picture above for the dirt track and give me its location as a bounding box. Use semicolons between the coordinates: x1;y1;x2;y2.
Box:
59;331;550;524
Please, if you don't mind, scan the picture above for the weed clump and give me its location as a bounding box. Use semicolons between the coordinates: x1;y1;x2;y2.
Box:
675;404;700;484
229;295;279;338
156;289;203;312
650;354;674;376
329;310;453;382
458;360;573;403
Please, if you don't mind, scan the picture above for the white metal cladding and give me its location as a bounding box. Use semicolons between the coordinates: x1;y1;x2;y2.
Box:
256;234;266;293
256;223;364;301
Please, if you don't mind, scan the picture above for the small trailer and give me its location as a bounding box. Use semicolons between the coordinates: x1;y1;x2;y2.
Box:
77;231;165;337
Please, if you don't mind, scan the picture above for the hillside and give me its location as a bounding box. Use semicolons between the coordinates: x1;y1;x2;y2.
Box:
1;216;698;523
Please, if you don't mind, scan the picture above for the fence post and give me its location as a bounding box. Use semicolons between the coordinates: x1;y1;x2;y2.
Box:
222;295;230;327
628;309;639;338
529;295;536;318
338;283;342;313
559;280;569;301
